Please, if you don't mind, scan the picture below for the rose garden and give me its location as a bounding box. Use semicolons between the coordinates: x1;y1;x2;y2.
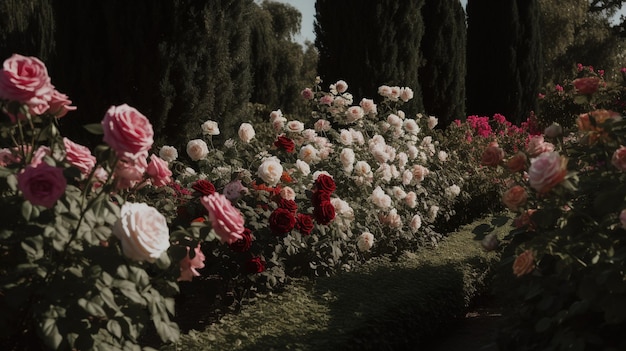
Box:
1;53;626;350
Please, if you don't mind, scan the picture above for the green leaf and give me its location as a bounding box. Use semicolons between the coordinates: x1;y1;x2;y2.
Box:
21;235;44;261
39;318;63;350
107;319;123;340
83;123;104;135
153;317;180;343
21;201;33;221
78;297;106;317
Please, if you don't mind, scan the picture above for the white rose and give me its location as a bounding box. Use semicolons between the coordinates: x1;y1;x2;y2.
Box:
201;120;220;136
272;116;287;132
238;123;256;143
113;202;170;262
299;144;320;164
314;119;331;132
370;186;392;209
427;116;439;129
340;148;355;167
403;119;420;135
351;129;365;145
410;214;422;232
354;160;372;176
186;139;209;161
257;157;283;186
269;109;283;122
339;129;353;145
402;169;413;185
295;159;311;175
359;98;377;115
438;150;448;162
334;80;348;94
302;129;317;142
387;114;403;127
159;145;178;162
405;191;417;208
400;87;414;102
346;106;364;123
286;120;305;133
357;232;375;252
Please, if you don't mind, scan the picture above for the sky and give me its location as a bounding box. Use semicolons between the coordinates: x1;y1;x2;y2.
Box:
276;0;624;46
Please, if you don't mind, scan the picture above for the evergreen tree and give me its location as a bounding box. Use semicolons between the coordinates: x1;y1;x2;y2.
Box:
315;0;425;114
466;0;542;124
418;0;466;127
0;0;56;62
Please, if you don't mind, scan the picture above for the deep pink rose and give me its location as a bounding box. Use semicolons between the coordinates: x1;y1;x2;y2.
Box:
528;152;568;194
572;77;600;95
201;193;245;244
47;89;76;118
0;54;53;110
17;162;67;208
63;137;96;175
101;104;154;158
178;243;206;282
146;154;172;187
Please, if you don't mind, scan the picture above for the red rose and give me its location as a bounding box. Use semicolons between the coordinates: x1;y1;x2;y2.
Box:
296;213;314;235
274;136;296;153
192;179;216;196
480;145;505;167
315;174;336;193
572;76;600;95
244;256;266;274
314;200;335;225
276;198;298;213
269;207;297;235
229;228;253;252
311;190;331;207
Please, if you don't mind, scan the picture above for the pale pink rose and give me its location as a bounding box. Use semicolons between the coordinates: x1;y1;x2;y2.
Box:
405;191;417;208
0;148;19;166
238;123;256;143
620;209;626;229
389;86;401;101
258;157;283;186
302;129;317;142
113;202;170;262
339;129;353;145
369;186;392;209
102;104;154;158
279;186;296;201
223;180;248;201
427;116;438;129
403;119;420;135
526;135;554;157
0;54;54;112
115;154;147;190
334;80;348;94
201;120;220;136
400;87;414;102
299;144;320;164
612;146;626;171
285;120;305;133
319;94;333;106
159;145;178;162
146;154;172;187
438;151;448;162
408;145;419;159
351;129;365;145
301;88;314;100
17;162;66;208
391;186;407;199
340;148;355;167
63;138;96;175
528;151;568;194
30;145;51;167
410;214;422;232
295;159;311;175
357;232;374;252
402;169;413;185
380;208;402;228
178;243;206;282
186;139;209;161
429;205;440;221
412;165;429;182
354;161;372;176
269;109;283;122
272;116;287;132
378;85;392;98
201;193;245;244
333;96;348;107
345;106;364;123
387;114;403;127
359;98;377;115
47;89;76;118
314;119;331;132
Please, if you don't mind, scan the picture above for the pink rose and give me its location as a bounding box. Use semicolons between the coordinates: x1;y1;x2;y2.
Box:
0;54;54;111
178;243;206;282
301;88;314;100
114;154;147;190
528;151;568;194
63;137;96;176
201;193;245;244
101;104;154;158
146;154;172;187
480;145;505;167
47;89;76;118
502;185;528;211
513;250;535;277
30;145;51;167
612;146;626;171
572;76;600;95
17;162;66;208
526;135;554;157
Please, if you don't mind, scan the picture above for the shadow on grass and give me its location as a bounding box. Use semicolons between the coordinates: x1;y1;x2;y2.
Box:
235;261;475;351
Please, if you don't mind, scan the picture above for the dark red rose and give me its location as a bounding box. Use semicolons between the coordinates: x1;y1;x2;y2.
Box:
244;256;266;274
315;174;336;193
311;189;331;207
229;228;253;252
313;200;335;225
276;198;298;213
274;136;296;153
269;207;297;235
192;179;216;196
296;213;314;235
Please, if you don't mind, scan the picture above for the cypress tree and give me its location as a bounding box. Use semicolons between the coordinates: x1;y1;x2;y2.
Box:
419;0;467;127
315;0;425;114
466;0;542;125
